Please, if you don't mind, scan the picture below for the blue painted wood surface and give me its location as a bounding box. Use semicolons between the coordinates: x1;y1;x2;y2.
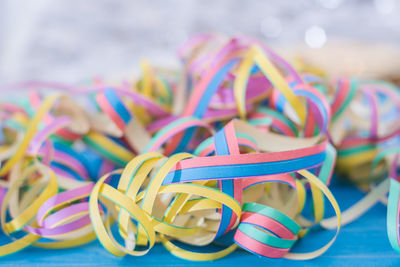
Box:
1;177;399;266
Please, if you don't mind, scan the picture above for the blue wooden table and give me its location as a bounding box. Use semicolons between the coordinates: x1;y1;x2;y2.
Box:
1;177;399;266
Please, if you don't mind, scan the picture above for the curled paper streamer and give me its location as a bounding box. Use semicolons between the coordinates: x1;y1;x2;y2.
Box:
0;35;399;261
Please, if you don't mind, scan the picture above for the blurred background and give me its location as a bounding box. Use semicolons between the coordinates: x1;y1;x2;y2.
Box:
0;0;399;85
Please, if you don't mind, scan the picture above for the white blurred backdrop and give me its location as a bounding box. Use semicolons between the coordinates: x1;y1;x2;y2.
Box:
0;0;399;85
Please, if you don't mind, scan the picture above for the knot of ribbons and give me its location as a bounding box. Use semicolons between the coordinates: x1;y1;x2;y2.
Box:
0;35;398;261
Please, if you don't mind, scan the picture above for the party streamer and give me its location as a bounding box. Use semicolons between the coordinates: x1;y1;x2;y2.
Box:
0;35;399;261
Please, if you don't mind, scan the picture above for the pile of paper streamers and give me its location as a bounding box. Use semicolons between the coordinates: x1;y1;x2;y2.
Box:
0;35;399;261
